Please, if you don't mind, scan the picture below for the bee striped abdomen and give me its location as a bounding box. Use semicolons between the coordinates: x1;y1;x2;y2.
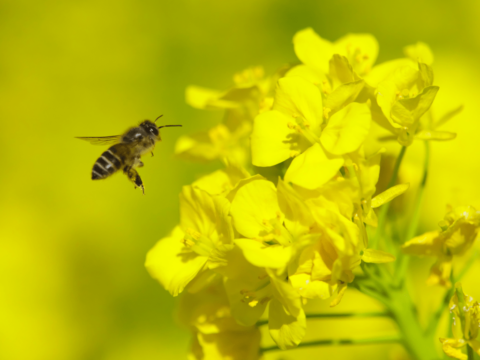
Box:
91;148;123;180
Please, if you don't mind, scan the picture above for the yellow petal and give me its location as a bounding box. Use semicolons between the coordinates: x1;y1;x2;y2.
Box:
269;272;304;316
330;282;348;307
404;42;434;65
415;130;457;141
223;249;270;326
371;183;410;208
362;249;395;263
329;54;356;85
286;64;327;87
175;132;221;162
285;143;344;189
186;85;237;110
235;239;292;269
230;179;282;239
268;298;306;350
320;102;371;155
324;80;364;115
293;27;333;75
251;110;310;167
273;76;324;133
180;186;234;247
391;86;439;127
289;273;332;299
439;338;468;360
427;259;453;287
402;231;442;256
277;179;315;239
145;226;208;297
365;58;417;88
192;163;250;196
334;33;379;76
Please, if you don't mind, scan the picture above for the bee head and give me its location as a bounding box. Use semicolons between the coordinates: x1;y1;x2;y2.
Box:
140;120;159;137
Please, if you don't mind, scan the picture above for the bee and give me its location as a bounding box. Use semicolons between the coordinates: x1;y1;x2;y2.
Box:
76;115;181;194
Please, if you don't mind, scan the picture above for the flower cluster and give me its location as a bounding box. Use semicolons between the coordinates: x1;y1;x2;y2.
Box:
145;28;477;360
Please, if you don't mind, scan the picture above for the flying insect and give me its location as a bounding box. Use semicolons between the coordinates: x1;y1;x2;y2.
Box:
76;115;181;194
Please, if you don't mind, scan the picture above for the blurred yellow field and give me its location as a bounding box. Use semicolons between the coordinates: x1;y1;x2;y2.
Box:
1;1;480;359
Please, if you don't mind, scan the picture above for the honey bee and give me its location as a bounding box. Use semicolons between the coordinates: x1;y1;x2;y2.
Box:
76;115;181;194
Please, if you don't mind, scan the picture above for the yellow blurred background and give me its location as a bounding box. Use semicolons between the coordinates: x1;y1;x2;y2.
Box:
1;0;480;359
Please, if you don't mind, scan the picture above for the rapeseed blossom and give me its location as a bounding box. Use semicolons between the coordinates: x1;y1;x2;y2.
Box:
402;206;480;287
146;28;479;360
440;284;480;359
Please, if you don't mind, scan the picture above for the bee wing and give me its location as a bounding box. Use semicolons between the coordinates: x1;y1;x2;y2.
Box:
75;135;122;146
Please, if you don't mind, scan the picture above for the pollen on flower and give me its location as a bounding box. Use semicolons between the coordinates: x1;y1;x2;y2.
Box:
321;80;331;94
248;299;259;307
289;150;300;158
240;291;257;304
181;237;195;247
260;297;270;305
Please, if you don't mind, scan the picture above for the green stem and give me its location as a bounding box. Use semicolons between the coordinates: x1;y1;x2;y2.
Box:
353;281;390;307
370;146;407;249
388;286;439;360
394;141;430;287
360;262;390;295
259;335;401;353
425;271;455;336
468;344;474;360
256;312;390;327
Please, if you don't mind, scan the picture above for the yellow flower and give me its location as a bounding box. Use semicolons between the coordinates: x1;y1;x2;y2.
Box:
376;61;439;146
251;74;371;189
179;282;262;360
176;66;274;165
293;27;378;78
192;162;251;196
230;177;291;245
439;284;480;360
404;42;434;65
251;76;324;167
221;247;306;350
145;186;234;296
402;206;480;287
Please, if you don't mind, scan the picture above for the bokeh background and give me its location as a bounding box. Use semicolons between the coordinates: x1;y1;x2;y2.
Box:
1;0;480;359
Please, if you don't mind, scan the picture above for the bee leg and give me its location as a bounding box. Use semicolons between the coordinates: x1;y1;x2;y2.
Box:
151;152;154;157
124;166;145;194
138;161;144;168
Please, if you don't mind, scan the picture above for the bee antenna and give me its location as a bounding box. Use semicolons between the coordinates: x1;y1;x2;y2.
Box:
158;124;182;129
154;115;164;123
